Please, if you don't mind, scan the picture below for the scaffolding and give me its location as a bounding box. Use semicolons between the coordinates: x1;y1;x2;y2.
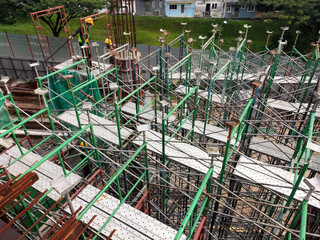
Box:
1;4;320;239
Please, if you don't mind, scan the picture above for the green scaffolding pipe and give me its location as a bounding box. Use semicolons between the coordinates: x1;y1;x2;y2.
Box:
114;101;123;149
66;151;95;177
72;67;118;94
118;76;156;105
161;85;199;217
2;93;31;137
124;99;156;127
283;111;314;213
169;54;191;72
166;86;198;120
167;110;194;143
9;134;54;167
203;34;215;49
293;48;308;62
16;124;91;180
188;197;208;240
174;167;213;240
38;59;87;83
272;111;315;236
92;172;146;240
78;143;146;220
284;204;302;240
91;91;114;109
0;119;18;130
203;61;231;138
299;199;308;240
0;108;47;138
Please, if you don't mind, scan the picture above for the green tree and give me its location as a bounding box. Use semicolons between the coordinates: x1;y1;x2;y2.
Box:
239;0;320;28
0;0;109;37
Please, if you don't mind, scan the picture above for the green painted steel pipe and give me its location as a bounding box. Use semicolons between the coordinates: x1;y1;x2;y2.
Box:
166;86;198;119
203;34;215;49
124;99;155;126
283;111;314;213
293;48;308;62
203;61;231;138
299;200;308;240
0;108;47;138
66;151;95;177
191;87;199;141
167;110;194;143
10;134;54;166
16;124;91;180
0;118;18;130
118;76;156;105
72;67;118;94
38;59;87;82
78;143;146;219
174;167;213;239
92;172;146;240
169;54;191;72
188;197;208;239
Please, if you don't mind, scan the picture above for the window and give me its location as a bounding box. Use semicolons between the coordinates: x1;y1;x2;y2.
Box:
241;5;245;9
170;4;177;10
159;0;162;7
247;6;255;12
145;1;150;12
152;0;155;8
212;3;217;9
227;6;231;12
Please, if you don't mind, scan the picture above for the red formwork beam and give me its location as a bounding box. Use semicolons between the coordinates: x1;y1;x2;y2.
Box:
5;33;15;58
30;6;74;63
193;216;207;240
110;0;136;48
78;10;113;66
0;190;47;236
71;168;105;199
135;190;151;216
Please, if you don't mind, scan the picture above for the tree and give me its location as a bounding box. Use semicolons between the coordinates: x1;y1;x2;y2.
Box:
239;0;320;28
1;0;109;37
0;0;24;24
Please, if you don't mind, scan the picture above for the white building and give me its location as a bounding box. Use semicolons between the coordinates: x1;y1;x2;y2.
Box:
194;0;226;18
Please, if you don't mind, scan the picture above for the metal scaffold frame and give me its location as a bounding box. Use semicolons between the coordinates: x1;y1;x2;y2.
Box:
2;5;320;239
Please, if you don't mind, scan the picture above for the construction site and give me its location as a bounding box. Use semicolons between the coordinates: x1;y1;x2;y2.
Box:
0;2;320;240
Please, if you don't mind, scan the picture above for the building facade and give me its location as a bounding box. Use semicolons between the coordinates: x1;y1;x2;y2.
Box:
194;1;225;18
165;0;195;17
135;0;165;16
135;0;255;18
224;0;255;19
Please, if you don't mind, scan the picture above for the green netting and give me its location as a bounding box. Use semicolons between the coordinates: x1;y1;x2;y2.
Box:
48;70;102;115
0;90;12;129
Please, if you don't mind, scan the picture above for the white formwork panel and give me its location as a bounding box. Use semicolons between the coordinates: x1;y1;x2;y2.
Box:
174;85;222;104
68;185;186;240
171;73;317;84
267;99;306;112
171;72;210;80
273;75;318;84
267;99;320;118
234;155;320;209
57;110;133;146
54;59;111;77
2;146;82;201
181;119;237;145
133;130;223;178
248;137;320;172
121;102;177;123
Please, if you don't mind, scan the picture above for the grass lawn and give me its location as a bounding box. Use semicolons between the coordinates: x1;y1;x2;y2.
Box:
0;15;315;53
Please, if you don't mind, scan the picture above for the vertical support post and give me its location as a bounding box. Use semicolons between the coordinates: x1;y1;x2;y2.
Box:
5;32;15;58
